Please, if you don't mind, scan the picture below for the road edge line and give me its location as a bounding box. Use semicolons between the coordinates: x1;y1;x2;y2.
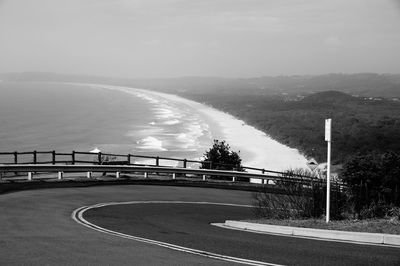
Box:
71;201;282;266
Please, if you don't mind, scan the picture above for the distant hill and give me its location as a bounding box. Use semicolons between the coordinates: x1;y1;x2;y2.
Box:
1;72;400;98
302;91;359;104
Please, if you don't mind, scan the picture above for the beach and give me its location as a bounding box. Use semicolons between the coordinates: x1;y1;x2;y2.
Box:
81;83;309;172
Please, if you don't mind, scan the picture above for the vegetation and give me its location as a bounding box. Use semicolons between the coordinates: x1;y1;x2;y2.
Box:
253;152;400;221
200;140;243;171
184;91;400;164
341;152;400;219
253;169;345;220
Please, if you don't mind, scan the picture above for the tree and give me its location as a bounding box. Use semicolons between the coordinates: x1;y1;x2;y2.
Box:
200;140;243;171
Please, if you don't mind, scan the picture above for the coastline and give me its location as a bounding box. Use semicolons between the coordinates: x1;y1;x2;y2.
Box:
77;83;308;171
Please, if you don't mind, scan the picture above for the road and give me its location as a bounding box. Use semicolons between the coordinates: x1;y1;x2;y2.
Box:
0;185;399;265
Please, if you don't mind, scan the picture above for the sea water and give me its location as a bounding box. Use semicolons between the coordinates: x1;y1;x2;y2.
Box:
0;81;212;165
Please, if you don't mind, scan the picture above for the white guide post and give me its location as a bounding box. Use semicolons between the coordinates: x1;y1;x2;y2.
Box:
87;171;92;179
58;171;63;180
27;172;33;181
116;172;120;179
325;118;332;223
172;173;176;180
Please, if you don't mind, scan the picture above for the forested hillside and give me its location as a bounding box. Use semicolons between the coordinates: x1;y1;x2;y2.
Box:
182;90;400;164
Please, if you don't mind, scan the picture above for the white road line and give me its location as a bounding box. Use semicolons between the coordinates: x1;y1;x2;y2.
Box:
71;201;283;266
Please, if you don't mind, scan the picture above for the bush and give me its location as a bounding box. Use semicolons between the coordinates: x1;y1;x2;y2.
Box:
341;152;400;218
252;168;347;219
200;140;243;171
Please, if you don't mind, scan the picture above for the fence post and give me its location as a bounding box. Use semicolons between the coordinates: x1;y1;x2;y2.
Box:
156;156;159;166
183;159;187;168
98;152;102;165
127;154;131;165
33;150;37;164
72;151;75;165
52;150;56;165
14;151;18;175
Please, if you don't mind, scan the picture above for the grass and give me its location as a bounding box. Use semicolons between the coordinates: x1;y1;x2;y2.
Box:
244;217;400;235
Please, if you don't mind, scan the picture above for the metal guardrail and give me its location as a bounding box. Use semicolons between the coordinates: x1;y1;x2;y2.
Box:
0;164;286;184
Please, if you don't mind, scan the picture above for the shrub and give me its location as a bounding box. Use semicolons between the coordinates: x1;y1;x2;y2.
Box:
252;168;346;219
341;152;400;218
200;140;243;171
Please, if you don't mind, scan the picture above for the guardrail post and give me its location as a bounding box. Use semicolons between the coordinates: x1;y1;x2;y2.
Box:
116;172;120;179
144;172;148;178
182;159;187;177
87;172;92;179
58;171;63;180
33;150;37;164
28;172;33;181
203;175;206;181
72;151;75;165
52;150;56;164
232;176;236;182
172;173;176;179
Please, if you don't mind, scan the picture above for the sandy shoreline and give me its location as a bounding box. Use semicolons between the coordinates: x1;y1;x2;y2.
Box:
143;90;308;171
71;83;308;171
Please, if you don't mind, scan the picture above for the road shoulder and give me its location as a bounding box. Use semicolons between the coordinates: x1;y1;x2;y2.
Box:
213;220;400;247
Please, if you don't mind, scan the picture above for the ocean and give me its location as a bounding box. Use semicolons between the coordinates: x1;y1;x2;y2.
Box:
0;81;214;164
0;81;308;170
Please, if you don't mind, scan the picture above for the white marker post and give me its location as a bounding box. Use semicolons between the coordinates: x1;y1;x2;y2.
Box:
325;118;332;223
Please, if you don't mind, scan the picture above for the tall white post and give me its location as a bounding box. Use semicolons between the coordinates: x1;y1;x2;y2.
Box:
325;118;332;223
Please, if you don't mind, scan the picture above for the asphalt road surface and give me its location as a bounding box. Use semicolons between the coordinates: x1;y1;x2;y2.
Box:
0;185;399;265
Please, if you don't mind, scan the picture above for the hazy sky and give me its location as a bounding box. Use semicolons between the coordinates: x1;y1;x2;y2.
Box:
0;0;399;78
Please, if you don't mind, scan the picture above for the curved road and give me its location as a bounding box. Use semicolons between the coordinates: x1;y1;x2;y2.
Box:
0;185;399;265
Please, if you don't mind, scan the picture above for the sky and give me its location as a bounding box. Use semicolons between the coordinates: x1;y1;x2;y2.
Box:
0;0;399;78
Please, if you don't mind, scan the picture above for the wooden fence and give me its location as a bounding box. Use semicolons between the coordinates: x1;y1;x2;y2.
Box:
0;150;345;190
